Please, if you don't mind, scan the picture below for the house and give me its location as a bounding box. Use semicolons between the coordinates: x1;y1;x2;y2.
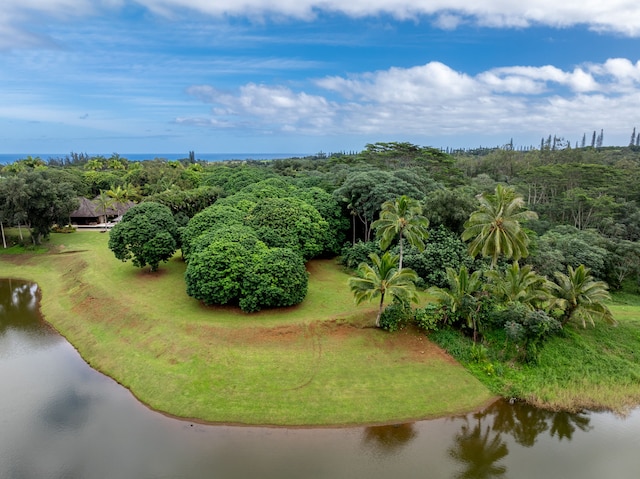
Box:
69;197;134;226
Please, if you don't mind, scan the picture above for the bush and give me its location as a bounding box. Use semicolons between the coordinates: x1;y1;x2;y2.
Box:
495;303;562;363
414;303;447;332
239;248;309;312
340;241;382;270
379;300;414;332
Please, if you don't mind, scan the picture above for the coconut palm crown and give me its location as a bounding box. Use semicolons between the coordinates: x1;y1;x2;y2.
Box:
348;251;419;328
549;264;614;328
372;195;429;270
462;184;537;268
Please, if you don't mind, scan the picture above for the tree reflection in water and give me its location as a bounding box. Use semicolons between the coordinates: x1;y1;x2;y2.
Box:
448;400;593;478
449;412;508;479
362;423;418;456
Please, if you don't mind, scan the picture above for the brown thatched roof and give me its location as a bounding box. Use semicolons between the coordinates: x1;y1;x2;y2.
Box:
69;197;134;219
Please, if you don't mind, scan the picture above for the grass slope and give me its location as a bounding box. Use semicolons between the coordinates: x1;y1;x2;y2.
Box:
0;231;493;426
430;295;640;414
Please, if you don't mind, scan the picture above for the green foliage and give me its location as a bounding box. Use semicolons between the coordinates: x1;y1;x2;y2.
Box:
181;204;245;261
0;170;79;244
108;202;179;271
339;240;382;270
378;300;414;332
146;186;222;218
529;226;609;280
462;184;538;268
414;303;447;332
485;261;551;310
495;303;562;363
294;186;349;255
245;196;329;260
549;264;614;327
423;188;477;234
372;195;429;270
239;248;309;312
403;226;476;288
185;226;268;306
348;251;419;327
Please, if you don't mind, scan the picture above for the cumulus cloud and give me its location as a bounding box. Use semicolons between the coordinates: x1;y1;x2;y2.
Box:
181;58;640;140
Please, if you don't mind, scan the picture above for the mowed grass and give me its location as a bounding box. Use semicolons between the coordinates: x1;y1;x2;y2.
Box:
0;231;493;426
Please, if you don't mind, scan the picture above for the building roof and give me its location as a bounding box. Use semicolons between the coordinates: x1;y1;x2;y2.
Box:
69;197;134;218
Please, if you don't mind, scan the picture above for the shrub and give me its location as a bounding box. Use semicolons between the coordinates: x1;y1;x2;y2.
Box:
379;300;414;332
340;241;382;270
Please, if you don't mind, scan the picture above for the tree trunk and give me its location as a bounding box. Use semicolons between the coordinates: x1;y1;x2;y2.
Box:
399;236;404;270
376;293;385;328
0;221;6;249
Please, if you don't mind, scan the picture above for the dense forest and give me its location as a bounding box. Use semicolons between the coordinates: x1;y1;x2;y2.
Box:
1;141;639;360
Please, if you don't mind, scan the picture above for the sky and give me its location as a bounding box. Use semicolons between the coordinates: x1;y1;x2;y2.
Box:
1;1;640;156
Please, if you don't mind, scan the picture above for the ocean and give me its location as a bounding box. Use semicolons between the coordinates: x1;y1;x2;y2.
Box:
0;153;309;165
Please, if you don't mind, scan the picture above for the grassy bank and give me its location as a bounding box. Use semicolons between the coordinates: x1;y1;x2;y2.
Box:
430;296;640;414
0;231;494;426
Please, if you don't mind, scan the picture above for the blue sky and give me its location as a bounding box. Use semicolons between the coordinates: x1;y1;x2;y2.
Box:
1;1;640;155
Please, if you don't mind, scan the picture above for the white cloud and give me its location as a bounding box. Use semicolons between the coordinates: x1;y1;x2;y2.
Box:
181;58;640;142
3;0;640;49
133;1;640;36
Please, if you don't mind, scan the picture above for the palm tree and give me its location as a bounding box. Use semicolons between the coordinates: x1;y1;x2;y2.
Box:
348;251;419;328
462;185;537;269
95;190;114;232
549;264;614;327
485;262;551;310
430;265;485;341
372;195;429;270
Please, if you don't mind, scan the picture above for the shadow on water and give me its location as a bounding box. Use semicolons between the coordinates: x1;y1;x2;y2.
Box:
1;278;638;479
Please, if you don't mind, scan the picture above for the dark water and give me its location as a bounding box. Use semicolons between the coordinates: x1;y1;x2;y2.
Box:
1;279;639;479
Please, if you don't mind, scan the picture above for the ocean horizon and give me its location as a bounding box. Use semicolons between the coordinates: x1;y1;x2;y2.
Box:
0;152;310;164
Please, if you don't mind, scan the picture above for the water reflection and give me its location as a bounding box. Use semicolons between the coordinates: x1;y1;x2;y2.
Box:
1;278;638;479
362;423;417;456
449;413;508;479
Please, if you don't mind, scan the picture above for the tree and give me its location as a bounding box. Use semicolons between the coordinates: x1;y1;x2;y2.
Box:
403;226;477;288
549;264;614;327
95;190;114;232
1;170;78;244
108;202;180;272
430;265;485;341
485;262;551;310
372;195;429;270
181;204;245;261
348;252;419;328
462;184;537;268
245;196;330;260
185;226;268;305
239;248;309;312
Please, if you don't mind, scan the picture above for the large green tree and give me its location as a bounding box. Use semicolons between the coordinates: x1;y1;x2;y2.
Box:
108;202;180;272
462;184;537;268
372;195;429;270
348;252;419;328
0;170;78;244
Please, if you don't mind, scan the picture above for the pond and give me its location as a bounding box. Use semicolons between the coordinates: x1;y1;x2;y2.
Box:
1;279;639;479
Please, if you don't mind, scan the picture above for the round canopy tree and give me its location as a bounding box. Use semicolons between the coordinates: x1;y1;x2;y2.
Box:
245;196;330;260
239;248;309;313
108;202;180;272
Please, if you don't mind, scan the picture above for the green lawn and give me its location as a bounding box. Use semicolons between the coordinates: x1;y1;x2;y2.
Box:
0;231;494;426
